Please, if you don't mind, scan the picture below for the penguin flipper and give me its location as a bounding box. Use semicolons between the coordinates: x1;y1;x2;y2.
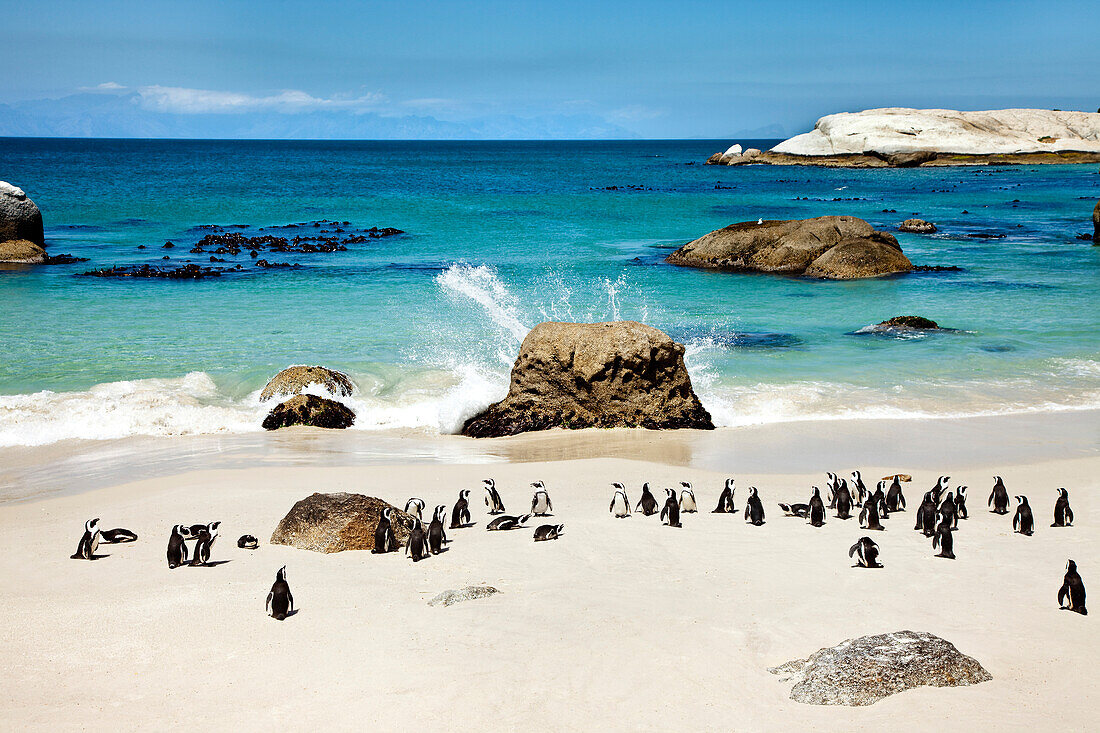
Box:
1066;507;1074;525
988;492;995;507
848;542;859;558
266;591;273;614
288;590;294;613
1058;584;1068;607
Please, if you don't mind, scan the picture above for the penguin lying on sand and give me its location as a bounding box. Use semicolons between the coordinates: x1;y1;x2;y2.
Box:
533;524;564;542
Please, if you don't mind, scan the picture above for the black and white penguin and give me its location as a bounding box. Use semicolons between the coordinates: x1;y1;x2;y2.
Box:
609;483;631;518
636;483;659;516
99;527;138;543
744;487;765;526
533;524;564;542
1013;496;1034;536
266;566;293;620
938;491;959;530
930;476;950;506
190;521;220;566
187;523;211;539
870;481;889;520
778;502;810;518
450;489;471;529
166;524;189;569
678;482;698;513
859;494;885;531
1051;488;1074;528
530;481;553;516
1058;560;1087;615
372;507;397;554
849;536;882;568
851;471;869;506
406;519;430;561
71;518;101;560
483;479;506;515
833;480;853;520
808;487;826;527
954;487;968;521
404;498;426;521
237;534;259;550
826;473;839;509
660;488;682;528
886;475;906;512
932;511;955;559
988;476;1010;514
428;505;447;554
486;513;532;531
712;478;735;513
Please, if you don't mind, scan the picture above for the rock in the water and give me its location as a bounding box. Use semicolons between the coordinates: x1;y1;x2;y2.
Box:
666;216;912;280
261;394;355;430
1093;200;1099;242
461;321;714;438
260;365;354;402
428;586;501;607
0;181;45;252
723;143;743;157
878;315;940;330
270;491;414;552
769;630;992;706
899;218;937;234
0;238;47;264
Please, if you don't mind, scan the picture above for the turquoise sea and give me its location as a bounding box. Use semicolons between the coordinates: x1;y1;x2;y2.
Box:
1;138;1098;447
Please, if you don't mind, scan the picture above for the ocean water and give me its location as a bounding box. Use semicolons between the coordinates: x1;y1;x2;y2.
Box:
1;138;1098;447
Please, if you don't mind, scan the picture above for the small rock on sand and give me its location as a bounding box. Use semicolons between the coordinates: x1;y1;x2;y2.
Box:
428;586;501;607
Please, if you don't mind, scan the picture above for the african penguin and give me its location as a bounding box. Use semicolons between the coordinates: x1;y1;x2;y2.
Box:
404;498;426;521
678;482;698;513
406;519;430;561
932;511;955;559
859;494;885;531
609;483;631;518
372;507;397;554
530;482;553;516
953;487;968;520
712;479;735;513
1013;496;1034;536
99;527;138;543
849;536;882;568
71;518;101;560
1052;488;1073;527
826;473;839;509
886;475;906;512
483;479;506;515
450;489;471;529
486;513;532;531
533;524;564;542
851;471;869;506
237;534;259;550
744;487;765;526
808;487;826;527
636;483;659;516
266;566;293;620
833;480;853;520
190;521;220;566
938;491;959;530
428;505;447;554
988;476;1010;514
931;476;950;506
166;524;189;569
914;491;937;536
660;488;682;528
1058;560;1087;615
870;481;889;520
778;502;809;518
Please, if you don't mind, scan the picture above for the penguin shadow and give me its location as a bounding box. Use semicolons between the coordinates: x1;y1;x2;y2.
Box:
190;559;232;568
451;522;477;529
851;564;884;569
70;552;110;561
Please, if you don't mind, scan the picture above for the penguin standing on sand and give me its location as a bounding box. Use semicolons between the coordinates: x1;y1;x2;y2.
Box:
859;494;885;531
71;518;101;560
1013;496;1035;536
167;524;189;569
826;473;839;509
849;537;882;568
833;480;853;520
851;471;869;506
190;521;220;566
661;488;682;528
609;483;631;518
914;491;937;536
989;476;1010;514
886;476;906;512
712;479;735;513
406;519;430;561
483;479;506;515
954;487;968;520
530;482;553;516
808;487;826;527
931;476;949;506
1052;488;1074;527
870;481;889;520
744;487;765;526
99;527;137;543
533;524;564;542
678;482;698;513
636;483;659;516
404;498;426;521
450;489;471;529
938;491;959;530
266;566;293;620
428;505;447;554
932;511;955;559
1058;560;1087;615
372;508;397;554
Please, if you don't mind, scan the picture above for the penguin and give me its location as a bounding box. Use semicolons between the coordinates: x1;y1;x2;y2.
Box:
1013;496;1034;536
807;487;826;527
187;523;212;539
190;521;220;566
826;473;839;509
678;482;698;513
406;519;430;561
938;491;959;530
486;513;532;531
849;536;882;568
660;488;682;528
404;498;426;521
859;494;884;531
428;505;447;554
636;483;659;516
851;471;869;506
1058;560;1087;615
533;524;564;542
372;508;397;553
833;480;853;520
778;503;810;518
954;487;968;521
609;483;631;518
932;511;955;559
450;489;471;529
166;524;189;569
885;475;906;512
530;481;553;516
744;487;765;526
99;527;137;543
1051;488;1074;527
266;566;293;620
930;476;950;506
988;476;1010;514
712;478;735;513
914;491;937;536
870;481;889;520
71;518;101;560
483;479;506;515
237;534;259;550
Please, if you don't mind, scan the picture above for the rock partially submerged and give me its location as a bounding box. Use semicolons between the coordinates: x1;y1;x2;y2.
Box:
270;492;414;552
0;181;44;254
261;394;355;430
0;238;47;264
260;365;354;402
461;321;713;438
853;315;952;337
428;586;501;607
769;630;992;706
877;315;940;330
666;216;912;280
899;219;937;234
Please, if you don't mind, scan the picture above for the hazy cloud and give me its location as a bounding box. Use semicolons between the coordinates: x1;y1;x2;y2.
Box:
135;86;387;115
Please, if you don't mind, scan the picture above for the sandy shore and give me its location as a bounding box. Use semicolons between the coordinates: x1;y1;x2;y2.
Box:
1;425;1096;730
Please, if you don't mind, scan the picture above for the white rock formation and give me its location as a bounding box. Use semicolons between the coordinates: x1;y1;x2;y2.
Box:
771;108;1100;156
723;144;743;156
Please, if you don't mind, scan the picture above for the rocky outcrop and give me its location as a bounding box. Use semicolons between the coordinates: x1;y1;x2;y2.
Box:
0;239;47;264
270;492;413;552
428;586;501;607
261;394;355;430
877;316;940;330
899;219;937;234
0;182;45;262
260;365;354;402
461;321;713;438
666;216;912;280
769;630;992;706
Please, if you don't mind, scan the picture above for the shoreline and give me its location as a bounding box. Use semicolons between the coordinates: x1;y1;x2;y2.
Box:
706;150;1100;168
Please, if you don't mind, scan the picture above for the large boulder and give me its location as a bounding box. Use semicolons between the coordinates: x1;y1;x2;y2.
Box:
769;630;992;706
270;492;414;552
666;216;912;280
461;321;714;438
260;365;354;402
261;394;355;430
1;182;45;262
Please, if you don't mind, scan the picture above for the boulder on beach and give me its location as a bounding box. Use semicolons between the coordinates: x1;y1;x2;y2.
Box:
666;216;912;280
428;586;501;607
261;394;355;430
1;182;45;262
899;218;937;234
769;630;992;706
270;491;414;553
260;365;354;402
461;321;714;438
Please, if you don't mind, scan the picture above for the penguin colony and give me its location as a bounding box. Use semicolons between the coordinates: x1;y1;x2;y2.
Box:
70;474;1086;619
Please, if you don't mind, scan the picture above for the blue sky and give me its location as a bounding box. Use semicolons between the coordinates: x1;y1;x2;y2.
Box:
2;0;1097;138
